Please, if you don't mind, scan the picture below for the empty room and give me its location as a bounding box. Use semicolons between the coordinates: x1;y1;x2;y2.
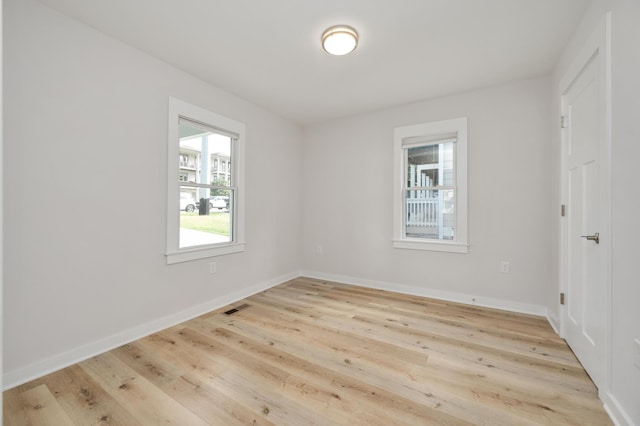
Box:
2;0;639;425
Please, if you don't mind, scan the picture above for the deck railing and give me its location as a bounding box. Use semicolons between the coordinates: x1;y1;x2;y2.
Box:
406;197;439;227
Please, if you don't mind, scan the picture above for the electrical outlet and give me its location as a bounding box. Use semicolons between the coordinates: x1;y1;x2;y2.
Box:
209;262;217;274
634;338;640;370
500;261;510;274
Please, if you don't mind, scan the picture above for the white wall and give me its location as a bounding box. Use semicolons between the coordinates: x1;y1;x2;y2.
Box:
3;0;302;387
553;0;640;424
301;77;553;314
609;1;640;421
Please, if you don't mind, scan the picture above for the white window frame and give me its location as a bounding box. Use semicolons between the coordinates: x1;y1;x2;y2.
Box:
393;117;468;253
166;97;245;264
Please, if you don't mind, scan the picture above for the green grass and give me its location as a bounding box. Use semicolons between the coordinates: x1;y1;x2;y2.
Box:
180;211;230;236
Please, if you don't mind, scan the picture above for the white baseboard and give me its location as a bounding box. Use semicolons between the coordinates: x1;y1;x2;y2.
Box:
2;270;299;391
602;391;635;426
546;312;561;335
299;270;547;317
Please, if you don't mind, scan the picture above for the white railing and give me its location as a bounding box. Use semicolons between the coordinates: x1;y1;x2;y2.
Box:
406;197;439;227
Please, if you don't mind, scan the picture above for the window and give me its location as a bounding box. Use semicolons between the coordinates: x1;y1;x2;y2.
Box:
166;97;245;264
393;117;468;253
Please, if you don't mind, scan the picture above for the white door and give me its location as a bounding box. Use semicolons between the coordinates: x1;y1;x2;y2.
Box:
560;16;610;391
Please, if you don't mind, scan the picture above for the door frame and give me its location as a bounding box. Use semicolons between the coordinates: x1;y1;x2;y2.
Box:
558;12;611;394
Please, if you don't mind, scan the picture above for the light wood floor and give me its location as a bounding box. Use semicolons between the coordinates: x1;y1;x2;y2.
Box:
3;277;611;425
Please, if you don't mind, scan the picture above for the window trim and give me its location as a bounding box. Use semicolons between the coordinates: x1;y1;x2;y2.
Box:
393;117;468;253
166;97;246;264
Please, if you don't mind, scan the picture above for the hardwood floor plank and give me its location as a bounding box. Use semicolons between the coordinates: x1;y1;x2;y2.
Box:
292;279;558;338
262;284;576;366
194;312;499;425
20;366;142;426
144;328;322;425
16;384;75;426
111;339;273;425
201;297;599;425
80;353;208;425
3;277;612;425
164;326;391;425
137;332;279;425
59;365;142;425
188;325;472;425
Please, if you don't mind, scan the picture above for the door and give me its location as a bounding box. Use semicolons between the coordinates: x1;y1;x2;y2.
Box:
560;15;610;391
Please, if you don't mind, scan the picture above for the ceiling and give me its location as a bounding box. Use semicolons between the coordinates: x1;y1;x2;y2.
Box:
35;0;590;125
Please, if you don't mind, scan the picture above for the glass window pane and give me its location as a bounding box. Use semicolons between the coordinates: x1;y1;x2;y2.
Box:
407;142;454;188
179;186;232;248
210;189;231;211
179;120;232;187
405;189;455;240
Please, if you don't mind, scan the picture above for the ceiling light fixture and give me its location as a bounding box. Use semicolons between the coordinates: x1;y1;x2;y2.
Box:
321;25;359;56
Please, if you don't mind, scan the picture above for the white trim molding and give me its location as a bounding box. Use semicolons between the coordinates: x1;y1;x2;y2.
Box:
602;392;635;426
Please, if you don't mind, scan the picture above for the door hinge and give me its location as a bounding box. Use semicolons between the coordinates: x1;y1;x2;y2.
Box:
561;204;566;217
560;115;568;128
560;292;566;305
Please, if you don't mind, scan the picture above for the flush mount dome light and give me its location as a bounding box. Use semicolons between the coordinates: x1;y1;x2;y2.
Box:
321;25;358;55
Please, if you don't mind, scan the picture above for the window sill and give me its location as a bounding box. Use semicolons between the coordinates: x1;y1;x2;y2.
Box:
392;239;469;254
166;242;245;264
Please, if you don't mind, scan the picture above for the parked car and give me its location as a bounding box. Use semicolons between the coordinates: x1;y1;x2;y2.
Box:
180;193;196;213
210;196;229;210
